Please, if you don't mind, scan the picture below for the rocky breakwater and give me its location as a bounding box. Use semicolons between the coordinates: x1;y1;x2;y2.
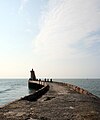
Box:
54;81;99;99
0;81;100;120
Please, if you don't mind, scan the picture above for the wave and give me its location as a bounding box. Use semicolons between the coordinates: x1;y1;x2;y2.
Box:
0;88;12;93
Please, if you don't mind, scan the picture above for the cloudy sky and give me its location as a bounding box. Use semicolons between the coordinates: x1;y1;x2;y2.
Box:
0;0;100;78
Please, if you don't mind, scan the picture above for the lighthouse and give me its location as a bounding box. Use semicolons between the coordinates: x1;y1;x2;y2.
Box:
29;69;36;80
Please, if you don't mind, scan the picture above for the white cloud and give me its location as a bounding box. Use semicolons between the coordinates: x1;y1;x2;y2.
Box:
18;0;29;14
33;0;100;78
34;0;100;60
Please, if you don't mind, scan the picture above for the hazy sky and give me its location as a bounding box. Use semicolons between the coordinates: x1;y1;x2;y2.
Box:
0;0;100;78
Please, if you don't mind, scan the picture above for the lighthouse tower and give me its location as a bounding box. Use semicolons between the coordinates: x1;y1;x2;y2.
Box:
29;69;36;80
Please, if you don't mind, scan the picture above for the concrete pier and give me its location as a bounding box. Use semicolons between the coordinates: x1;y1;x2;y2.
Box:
0;81;100;120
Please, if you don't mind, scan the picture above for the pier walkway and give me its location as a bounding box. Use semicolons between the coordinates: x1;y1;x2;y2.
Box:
0;82;100;120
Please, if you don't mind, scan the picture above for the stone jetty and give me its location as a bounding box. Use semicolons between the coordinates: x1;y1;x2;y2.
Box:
0;81;100;120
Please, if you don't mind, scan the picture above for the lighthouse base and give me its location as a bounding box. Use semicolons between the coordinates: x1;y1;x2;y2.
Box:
28;80;43;90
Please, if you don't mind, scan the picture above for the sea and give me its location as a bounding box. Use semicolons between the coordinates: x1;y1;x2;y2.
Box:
0;78;100;107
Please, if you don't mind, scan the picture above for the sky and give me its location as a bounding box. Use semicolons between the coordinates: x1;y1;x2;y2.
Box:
0;0;100;78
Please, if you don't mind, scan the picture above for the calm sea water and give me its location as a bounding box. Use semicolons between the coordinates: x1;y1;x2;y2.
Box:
0;79;29;107
0;78;100;107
